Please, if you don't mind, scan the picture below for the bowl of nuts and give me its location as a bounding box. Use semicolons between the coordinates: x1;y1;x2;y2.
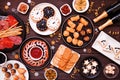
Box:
44;68;57;80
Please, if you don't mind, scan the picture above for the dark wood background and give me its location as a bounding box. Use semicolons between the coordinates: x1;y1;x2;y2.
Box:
0;0;120;80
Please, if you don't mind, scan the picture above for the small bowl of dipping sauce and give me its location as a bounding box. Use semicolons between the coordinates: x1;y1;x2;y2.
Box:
72;0;89;13
17;2;29;14
60;4;72;16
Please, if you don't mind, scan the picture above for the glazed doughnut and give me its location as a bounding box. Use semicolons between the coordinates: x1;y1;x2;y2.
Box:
30;7;44;22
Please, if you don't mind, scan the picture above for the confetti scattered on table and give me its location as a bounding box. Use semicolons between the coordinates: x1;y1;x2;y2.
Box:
30;1;35;6
51;40;56;45
30;69;36;73
7;2;11;6
51;46;55;50
83;48;87;53
34;72;39;77
87;1;105;16
14;54;19;59
26;22;30;34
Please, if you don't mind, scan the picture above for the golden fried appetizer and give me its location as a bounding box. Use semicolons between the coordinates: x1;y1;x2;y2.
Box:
18;74;26;80
66;36;72;43
66;26;75;33
84;36;90;41
73;32;79;38
72;38;78;45
13;75;19;80
78;40;83;46
76;23;84;32
65;52;79;71
86;28;92;34
58;60;67;68
69;52;79;63
62;48;72;61
17;68;26;74
67;20;76;28
63;30;69;37
80;30;86;36
80;18;88;26
70;15;80;21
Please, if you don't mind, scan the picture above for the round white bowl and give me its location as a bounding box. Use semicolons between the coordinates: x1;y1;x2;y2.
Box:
72;0;89;13
44;68;57;80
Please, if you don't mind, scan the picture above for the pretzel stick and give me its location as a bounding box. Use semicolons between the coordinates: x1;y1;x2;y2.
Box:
0;26;23;38
0;22;19;36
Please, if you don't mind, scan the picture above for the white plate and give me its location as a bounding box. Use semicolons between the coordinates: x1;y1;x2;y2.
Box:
0;60;29;80
72;0;89;13
92;31;120;65
51;44;80;73
29;3;61;35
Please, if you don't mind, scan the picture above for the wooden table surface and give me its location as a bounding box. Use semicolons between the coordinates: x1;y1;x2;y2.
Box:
0;0;120;80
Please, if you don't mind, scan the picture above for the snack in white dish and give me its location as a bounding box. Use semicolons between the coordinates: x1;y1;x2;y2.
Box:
44;68;57;80
47;17;60;31
103;44;114;53
92;31;120;65
51;44;80;73
114;50;120;60
72;0;89;13
17;2;29;14
30;7;44;22
98;40;108;48
60;4;72;16
114;47;120;54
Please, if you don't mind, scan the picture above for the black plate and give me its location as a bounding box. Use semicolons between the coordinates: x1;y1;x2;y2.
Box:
61;14;94;48
0;10;26;52
79;56;101;79
20;37;52;70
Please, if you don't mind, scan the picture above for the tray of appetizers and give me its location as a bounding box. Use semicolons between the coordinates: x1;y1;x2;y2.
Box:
62;14;94;48
92;31;120;65
51;44;80;73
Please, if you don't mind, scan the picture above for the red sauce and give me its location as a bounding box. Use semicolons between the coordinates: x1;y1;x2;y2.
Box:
61;5;70;14
19;4;27;12
30;47;42;59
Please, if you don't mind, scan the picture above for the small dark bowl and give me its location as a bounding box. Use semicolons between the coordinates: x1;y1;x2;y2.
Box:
79;56;102;79
61;14;94;48
19;37;52;70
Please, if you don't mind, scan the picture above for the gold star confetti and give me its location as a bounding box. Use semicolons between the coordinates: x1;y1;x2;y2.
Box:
51;40;55;45
50;65;54;68
26;22;30;34
14;54;19;59
44;68;48;71
30;1;35;6
4;5;9;10
50;34;54;38
30;69;35;73
87;48;92;53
